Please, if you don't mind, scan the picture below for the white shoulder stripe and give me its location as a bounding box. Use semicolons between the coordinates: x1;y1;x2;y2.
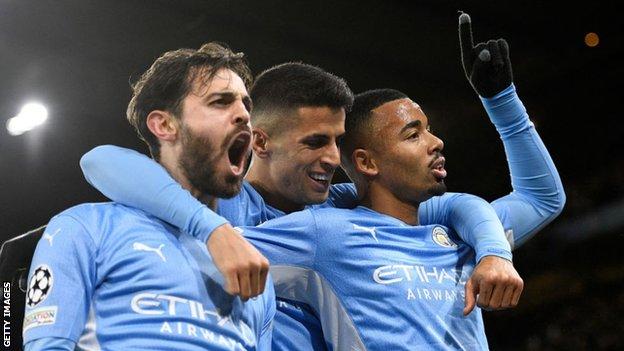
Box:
270;265;366;351
76;303;101;351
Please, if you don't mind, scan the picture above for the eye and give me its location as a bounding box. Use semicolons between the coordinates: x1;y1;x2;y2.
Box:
407;132;419;140
306;139;324;148
336;135;345;147
303;136;329;149
243;98;253;112
210;98;228;106
210;95;235;107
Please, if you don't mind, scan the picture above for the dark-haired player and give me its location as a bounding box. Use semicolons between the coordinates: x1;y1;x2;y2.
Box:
24;43;274;351
79;13;565;350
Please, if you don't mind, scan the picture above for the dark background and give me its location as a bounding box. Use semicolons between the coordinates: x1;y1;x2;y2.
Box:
1;1;623;349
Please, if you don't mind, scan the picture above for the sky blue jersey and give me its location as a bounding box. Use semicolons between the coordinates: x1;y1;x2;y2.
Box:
23;203;274;351
78;84;564;349
80;84;564;249
240;206;488;350
80;153;512;351
217;182;509;351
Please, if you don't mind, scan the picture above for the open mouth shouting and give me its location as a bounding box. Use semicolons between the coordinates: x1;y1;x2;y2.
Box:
227;130;252;176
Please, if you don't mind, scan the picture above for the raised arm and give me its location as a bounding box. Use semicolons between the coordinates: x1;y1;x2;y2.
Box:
80;144;269;300
458;12;565;248
481;84;565;248
421;13;565;249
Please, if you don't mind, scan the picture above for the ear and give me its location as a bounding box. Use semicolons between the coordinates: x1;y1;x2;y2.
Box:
352;148;378;177
146;110;179;142
251;128;271;158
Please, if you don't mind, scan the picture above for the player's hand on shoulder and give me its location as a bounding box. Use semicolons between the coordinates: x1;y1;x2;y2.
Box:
207;223;270;301
463;255;523;316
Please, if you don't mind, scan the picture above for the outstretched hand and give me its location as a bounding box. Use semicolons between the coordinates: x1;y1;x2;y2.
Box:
463;255;524;316
207;223;270;301
459;12;513;98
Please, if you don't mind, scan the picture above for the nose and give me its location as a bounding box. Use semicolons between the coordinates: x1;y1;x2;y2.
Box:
321;141;341;170
428;132;444;154
232;99;251;126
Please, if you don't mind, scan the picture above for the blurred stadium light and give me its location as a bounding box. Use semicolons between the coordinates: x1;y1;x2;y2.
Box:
6;102;48;136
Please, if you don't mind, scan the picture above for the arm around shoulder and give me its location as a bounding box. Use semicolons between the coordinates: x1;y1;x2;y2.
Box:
420;193;512;262
80;144;229;242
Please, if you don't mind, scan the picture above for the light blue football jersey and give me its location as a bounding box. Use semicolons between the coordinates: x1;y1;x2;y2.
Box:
218;181;356;351
78;84;565;350
217;181;509;351
240;206;487;350
23;203;274;350
80;84;564;251
78;159;512;351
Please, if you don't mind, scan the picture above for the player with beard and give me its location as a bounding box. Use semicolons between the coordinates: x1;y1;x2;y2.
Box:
78;12;565;349
81;62;524;350
23;43;274;351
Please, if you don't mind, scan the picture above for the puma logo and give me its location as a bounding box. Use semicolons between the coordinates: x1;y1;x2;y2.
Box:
133;242;166;262
43;228;61;246
353;224;378;243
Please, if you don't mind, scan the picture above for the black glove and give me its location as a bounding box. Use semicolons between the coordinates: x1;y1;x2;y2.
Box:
459;12;513;98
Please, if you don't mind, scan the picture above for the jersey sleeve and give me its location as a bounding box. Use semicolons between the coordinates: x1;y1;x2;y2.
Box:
22;213;97;345
24;336;76;351
481;84;566;248
238;209;319;268
324;183;358;209
257;275;276;351
419;193;512;262
80;145;228;243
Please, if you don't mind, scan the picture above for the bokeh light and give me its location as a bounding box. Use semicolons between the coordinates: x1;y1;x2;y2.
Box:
584;32;599;47
6;102;49;136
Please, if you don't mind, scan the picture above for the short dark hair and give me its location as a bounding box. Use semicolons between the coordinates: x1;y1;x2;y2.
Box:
341;89;408;180
249;62;354;134
127;42;252;160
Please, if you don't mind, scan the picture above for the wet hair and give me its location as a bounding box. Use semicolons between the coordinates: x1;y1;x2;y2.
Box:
249;62;353;134
127;42;252;160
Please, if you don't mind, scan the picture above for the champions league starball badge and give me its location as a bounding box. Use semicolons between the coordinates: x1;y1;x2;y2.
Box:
26;265;54;307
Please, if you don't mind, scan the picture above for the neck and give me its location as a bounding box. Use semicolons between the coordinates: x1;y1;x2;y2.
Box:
198;194;218;210
360;182;420;225
245;160;304;213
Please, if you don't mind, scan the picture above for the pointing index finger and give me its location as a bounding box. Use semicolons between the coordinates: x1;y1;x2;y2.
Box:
459;12;474;54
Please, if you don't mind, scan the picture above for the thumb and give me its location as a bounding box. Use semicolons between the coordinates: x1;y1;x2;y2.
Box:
478;48;491;62
470;48;495;97
463;277;478;316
